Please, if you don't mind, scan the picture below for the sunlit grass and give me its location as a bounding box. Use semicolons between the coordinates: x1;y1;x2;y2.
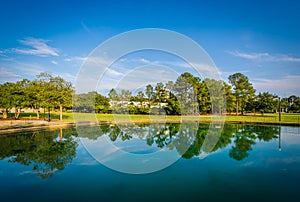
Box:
63;112;300;124
1;112;300;125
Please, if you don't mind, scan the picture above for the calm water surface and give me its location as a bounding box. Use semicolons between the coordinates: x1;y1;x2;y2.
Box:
0;123;300;202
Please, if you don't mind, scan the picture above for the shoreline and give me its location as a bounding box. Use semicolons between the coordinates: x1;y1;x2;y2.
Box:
1;118;300;135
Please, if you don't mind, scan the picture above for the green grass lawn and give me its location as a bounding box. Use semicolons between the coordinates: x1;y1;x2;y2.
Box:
223;113;300;123
1;112;300;125
64;113;300;124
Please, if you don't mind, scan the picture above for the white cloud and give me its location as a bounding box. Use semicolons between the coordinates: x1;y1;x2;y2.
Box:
0;67;22;83
57;72;77;83
64;56;87;62
0;50;7;57
51;60;58;65
118;58;220;79
13;62;45;77
252;75;300;96
105;68;123;77
12;37;59;57
139;58;151;63
73;55;222;93
99;65;179;93
219;70;250;81
229;51;300;62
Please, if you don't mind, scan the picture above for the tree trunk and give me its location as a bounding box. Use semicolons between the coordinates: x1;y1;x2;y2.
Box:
3;109;8;119
43;108;45;120
36;109;39;120
59;105;63;121
241;101;244;115
236;98;239;116
14;108;20;119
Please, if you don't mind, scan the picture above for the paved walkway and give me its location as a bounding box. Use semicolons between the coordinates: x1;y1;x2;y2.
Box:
0;120;76;134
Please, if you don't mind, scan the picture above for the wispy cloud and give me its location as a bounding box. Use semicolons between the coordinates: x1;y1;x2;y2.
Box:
228;51;300;62
73;55;222;94
117;58;219;78
105;68;123;77
51;60;58;65
252;75;300;96
21;64;45;74
0;50;7;57
219;70;250;81
12;37;59;57
0;67;22;83
57;72;77;83
64;56;87;62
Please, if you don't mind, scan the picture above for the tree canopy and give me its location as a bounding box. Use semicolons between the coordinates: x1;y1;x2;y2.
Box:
228;73;256;115
0;72;73;120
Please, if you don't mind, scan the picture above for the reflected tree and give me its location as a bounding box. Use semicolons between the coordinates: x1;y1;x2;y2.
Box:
229;125;256;161
182;124;209;159
0;128;78;179
172;123;198;157
145;123;179;149
55;123;282;164
109;125;122;141
253;125;279;141
211;124;236;152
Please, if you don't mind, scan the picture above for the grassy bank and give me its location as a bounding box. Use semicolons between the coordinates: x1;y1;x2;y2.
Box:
1;112;300;126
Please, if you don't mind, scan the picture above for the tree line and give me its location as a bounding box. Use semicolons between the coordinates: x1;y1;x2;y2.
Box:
106;72;299;115
1;72;300;120
0;72;73;120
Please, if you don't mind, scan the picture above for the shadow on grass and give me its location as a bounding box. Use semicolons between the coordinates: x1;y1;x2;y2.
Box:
0;112;71;121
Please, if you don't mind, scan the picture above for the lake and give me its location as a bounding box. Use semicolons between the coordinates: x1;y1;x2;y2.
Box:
0;123;300;202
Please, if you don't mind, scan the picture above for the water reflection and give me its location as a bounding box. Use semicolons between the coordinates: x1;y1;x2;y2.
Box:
92;123;279;161
0;123;282;178
0;128;78;179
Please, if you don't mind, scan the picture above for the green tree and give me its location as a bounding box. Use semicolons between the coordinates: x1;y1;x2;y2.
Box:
73;91;96;112
280;98;289;112
165;96;181;115
155;82;167;108
26;80;45;119
204;79;226;114
73;91;109;113
95;93;110;113
52;76;73;120
120;89;132;101
0;82;15;119
197;81;211;114
37;72;73;121
256;92;277;115
108;88;119;100
228;73;255;115
224;82;235;114
11;79;31;119
288;95;300;112
174;72;199;115
145;84;154;107
136;91;145;100
165;81;175;97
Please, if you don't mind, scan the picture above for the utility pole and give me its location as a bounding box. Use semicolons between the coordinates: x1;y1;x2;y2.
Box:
278;96;281;122
48;107;51;122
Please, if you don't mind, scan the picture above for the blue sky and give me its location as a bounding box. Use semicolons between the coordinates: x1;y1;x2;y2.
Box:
0;0;300;96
